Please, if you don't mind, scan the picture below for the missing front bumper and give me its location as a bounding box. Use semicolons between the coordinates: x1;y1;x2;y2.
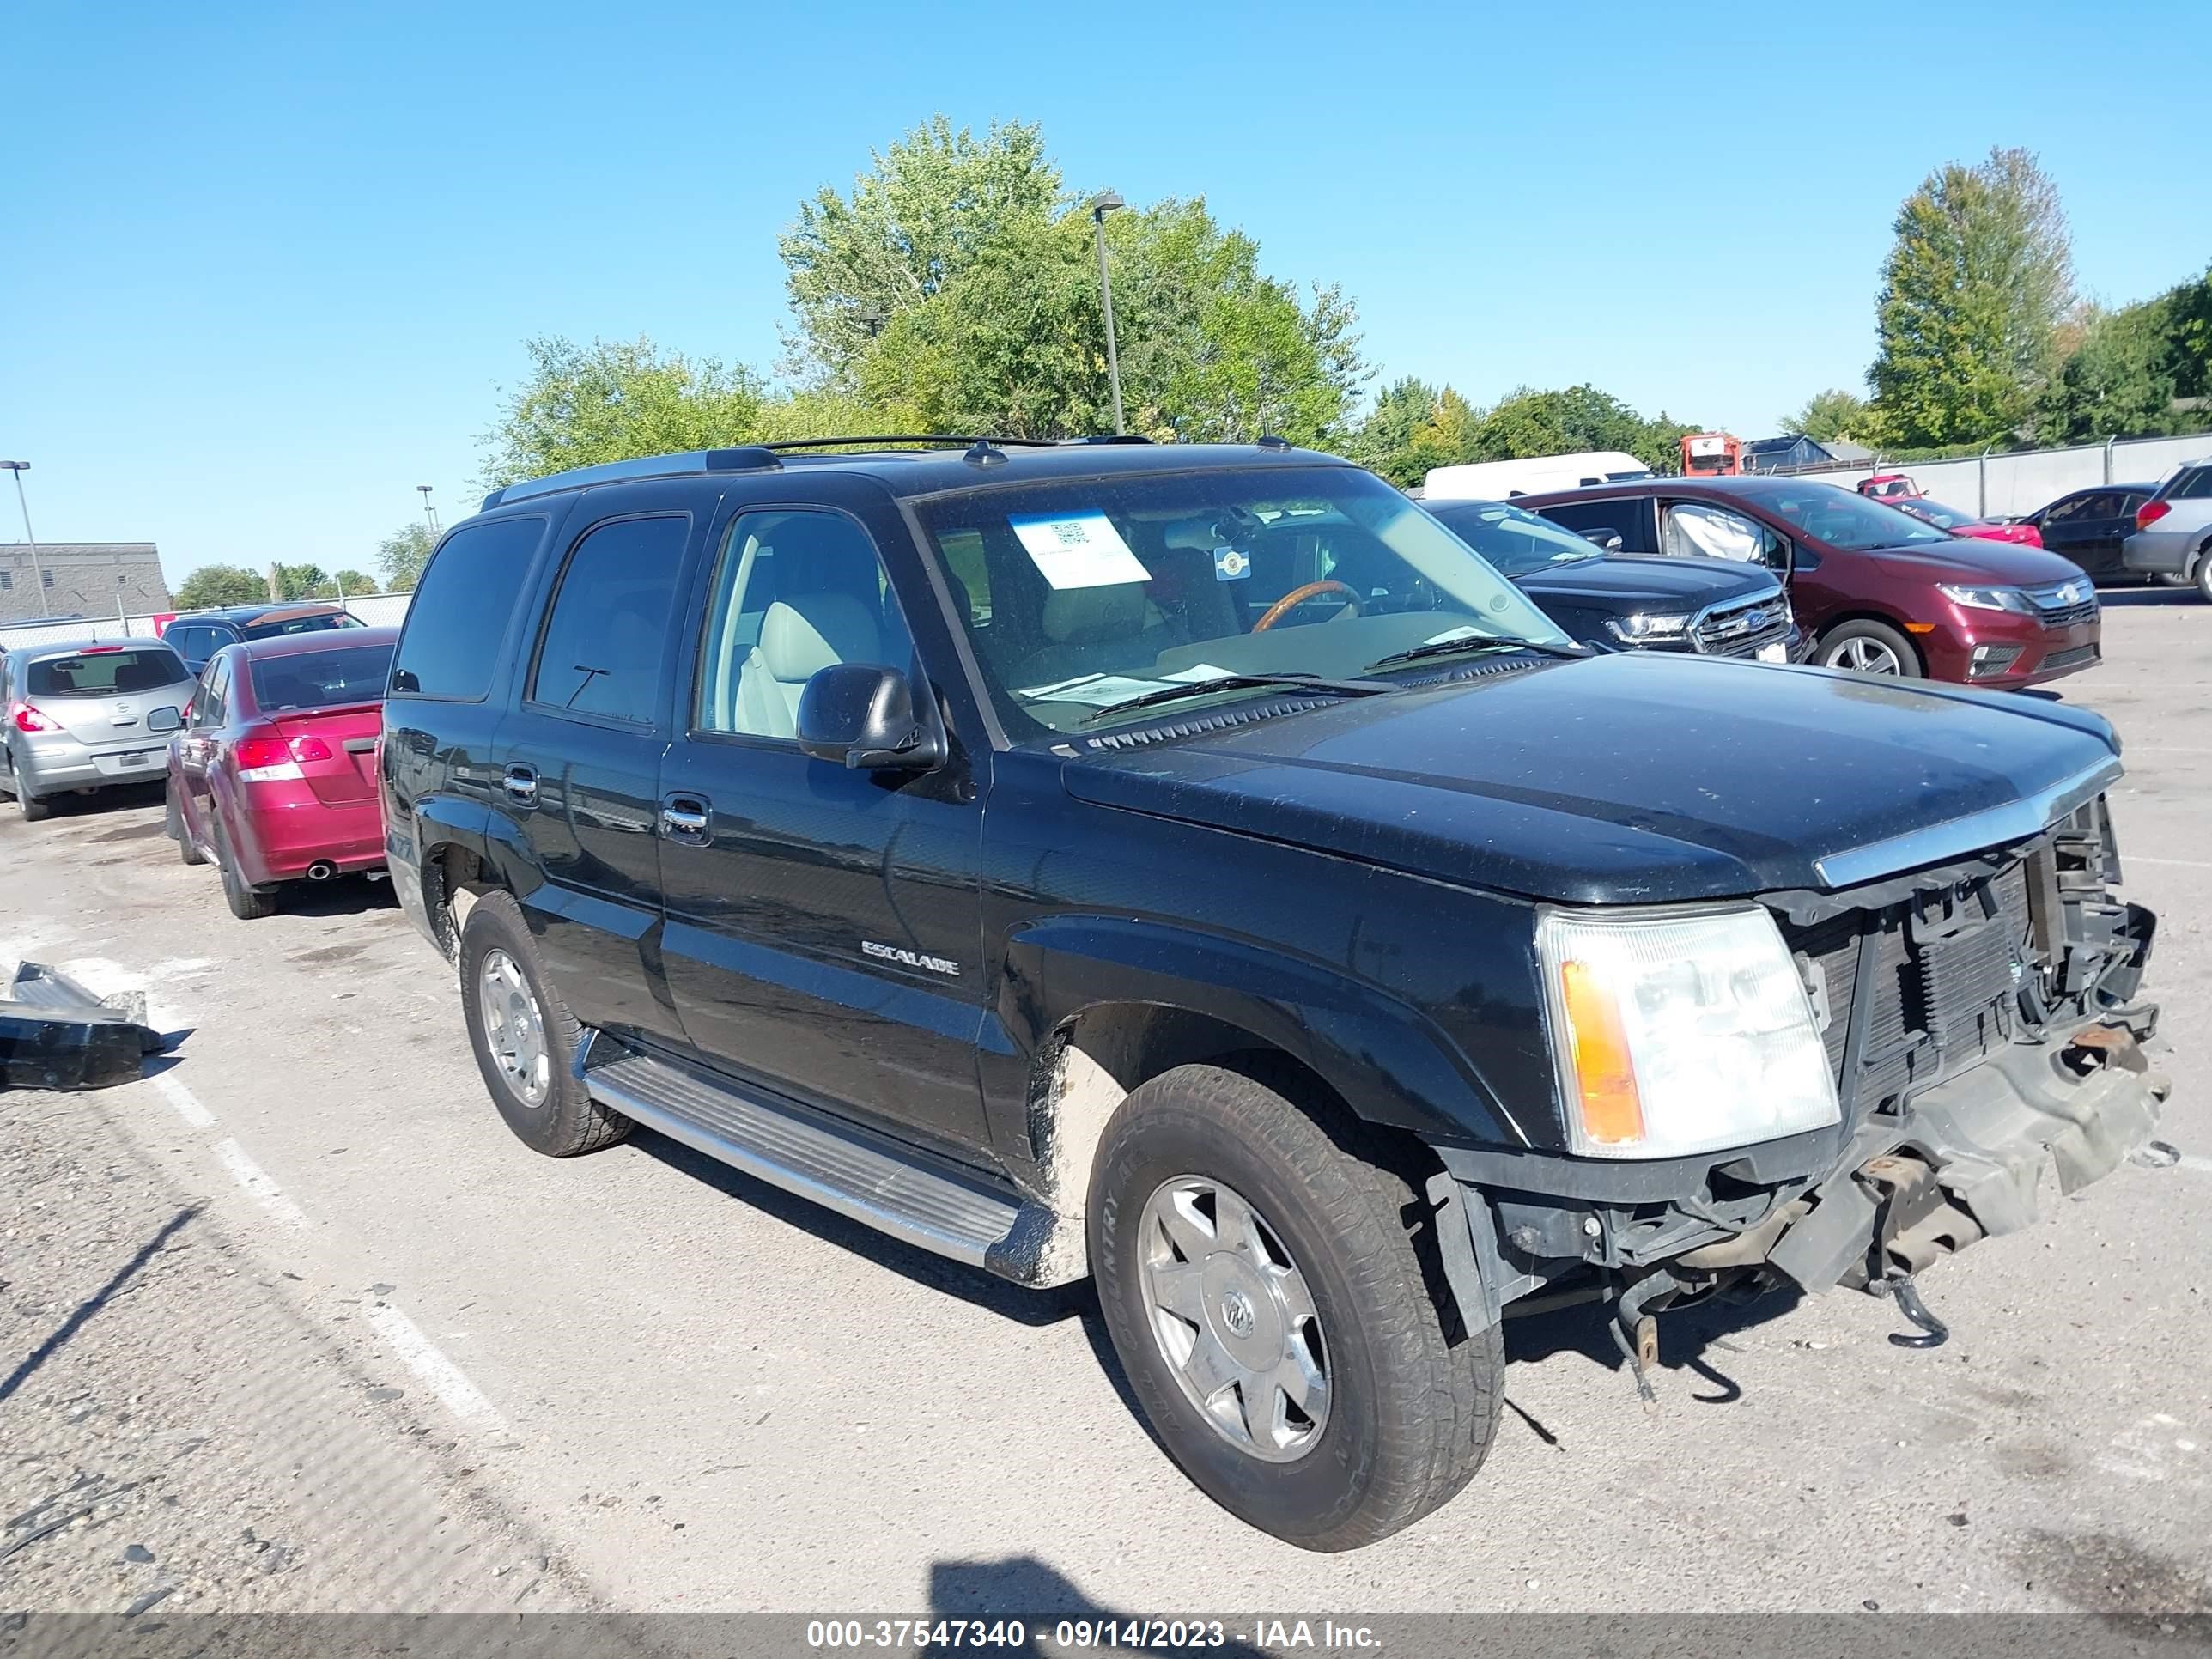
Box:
1766;1020;2171;1293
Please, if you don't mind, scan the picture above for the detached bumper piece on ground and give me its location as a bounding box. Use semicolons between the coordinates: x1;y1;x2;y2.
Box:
0;962;169;1091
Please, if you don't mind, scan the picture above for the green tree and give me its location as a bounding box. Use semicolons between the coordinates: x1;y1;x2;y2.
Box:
173;564;267;610
2036;300;2181;443
1870;147;2075;447
271;562;331;600
375;523;435;593
479;336;767;490
332;568;378;597
1782;388;1875;445
856;198;1366;446
1348;379;1486;487
1473;385;1692;473
780;116;1061;381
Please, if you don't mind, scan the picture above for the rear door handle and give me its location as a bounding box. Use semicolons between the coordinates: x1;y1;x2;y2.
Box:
659;794;711;844
502;763;539;805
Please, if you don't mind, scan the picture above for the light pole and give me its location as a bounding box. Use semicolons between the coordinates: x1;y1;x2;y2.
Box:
1;461;49;619
1089;191;1127;435
417;484;441;536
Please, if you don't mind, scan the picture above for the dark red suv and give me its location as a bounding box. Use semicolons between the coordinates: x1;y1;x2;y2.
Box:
1516;476;2101;688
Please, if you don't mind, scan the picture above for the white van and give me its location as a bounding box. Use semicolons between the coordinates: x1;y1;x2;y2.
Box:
1421;450;1655;501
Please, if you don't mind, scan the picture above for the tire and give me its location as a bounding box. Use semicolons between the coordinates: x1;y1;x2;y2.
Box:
457;888;632;1158
2195;548;2212;605
167;788;206;865
14;766;52;823
212;816;276;919
1089;1063;1501;1552
1816;618;1921;678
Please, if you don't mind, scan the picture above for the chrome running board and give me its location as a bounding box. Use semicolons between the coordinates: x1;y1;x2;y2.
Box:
584;1044;1042;1273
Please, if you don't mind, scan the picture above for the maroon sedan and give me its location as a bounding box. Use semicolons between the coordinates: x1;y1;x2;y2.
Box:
1517;477;2101;688
166;627;398;919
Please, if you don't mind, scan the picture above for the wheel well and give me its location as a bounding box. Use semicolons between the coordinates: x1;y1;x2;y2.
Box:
422;842;486;960
1026;1003;1432;1263
1814;610;1925;672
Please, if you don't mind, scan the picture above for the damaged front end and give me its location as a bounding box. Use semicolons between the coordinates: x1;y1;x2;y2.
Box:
1440;797;2169;1376
0;962;170;1091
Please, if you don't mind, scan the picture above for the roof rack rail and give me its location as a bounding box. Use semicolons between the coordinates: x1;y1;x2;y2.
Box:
758;434;1066;452
481;446;781;510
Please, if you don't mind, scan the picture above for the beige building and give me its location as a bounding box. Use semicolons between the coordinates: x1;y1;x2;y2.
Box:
0;543;173;624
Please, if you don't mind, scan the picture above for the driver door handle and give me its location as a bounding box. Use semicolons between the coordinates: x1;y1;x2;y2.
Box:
660;793;711;845
502;763;539;805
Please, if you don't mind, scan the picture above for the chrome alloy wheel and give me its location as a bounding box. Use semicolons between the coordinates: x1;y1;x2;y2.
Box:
478;948;550;1107
1138;1176;1330;1462
1827;635;1905;673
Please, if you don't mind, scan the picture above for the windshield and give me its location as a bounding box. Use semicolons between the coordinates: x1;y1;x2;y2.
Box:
1425;500;1603;575
1760;484;1955;551
241;611;362;638
913;465;1572;736
27;647;191;698
1894;497;1974;530
248;643;396;712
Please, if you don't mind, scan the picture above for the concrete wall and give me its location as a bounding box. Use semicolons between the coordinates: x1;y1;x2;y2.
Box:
1778;434;2212;519
0;543;172;626
0;590;415;653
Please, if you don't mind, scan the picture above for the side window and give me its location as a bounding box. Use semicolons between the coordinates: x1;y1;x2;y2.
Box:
391;516;547;701
191;660;228;729
2044;493;2100;525
528;514;690;725
696;509;915;742
2171;466;2212;501
2118;491;2150;519
1534;497;1650;552
1662;501;1785;568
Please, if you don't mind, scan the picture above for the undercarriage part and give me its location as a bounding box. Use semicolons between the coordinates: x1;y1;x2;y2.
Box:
0;962;170;1091
1609;1272;1680;1411
1869;1273;1949;1349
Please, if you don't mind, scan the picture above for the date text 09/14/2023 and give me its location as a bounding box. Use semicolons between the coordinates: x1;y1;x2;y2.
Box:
803;1620;1382;1650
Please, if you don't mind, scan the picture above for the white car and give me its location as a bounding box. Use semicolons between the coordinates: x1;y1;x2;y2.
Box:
2123;458;2212;601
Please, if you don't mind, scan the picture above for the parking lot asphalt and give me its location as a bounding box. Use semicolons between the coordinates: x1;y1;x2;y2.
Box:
3;591;2209;1619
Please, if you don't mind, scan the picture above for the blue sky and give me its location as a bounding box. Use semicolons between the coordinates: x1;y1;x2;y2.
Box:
6;0;2209;589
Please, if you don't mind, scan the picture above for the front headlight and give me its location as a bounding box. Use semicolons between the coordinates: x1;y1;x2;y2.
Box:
1938;582;2034;614
1604;611;1692;643
1537;905;1839;1159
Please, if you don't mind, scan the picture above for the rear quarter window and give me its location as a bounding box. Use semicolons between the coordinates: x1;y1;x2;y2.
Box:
2168;465;2212;501
390;516;549;701
27;647;191;697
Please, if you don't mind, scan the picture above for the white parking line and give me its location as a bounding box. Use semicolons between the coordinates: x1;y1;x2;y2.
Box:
151;1072;216;1129
2126;855;2212;871
2176;1154;2212;1177
366;1303;509;1430
213;1138;308;1228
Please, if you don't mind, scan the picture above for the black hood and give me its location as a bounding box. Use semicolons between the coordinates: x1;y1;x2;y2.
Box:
1511;554;1775;610
1061;653;2121;904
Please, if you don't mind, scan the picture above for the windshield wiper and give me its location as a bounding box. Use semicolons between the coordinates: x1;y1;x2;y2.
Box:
1079;672;1381;727
1363;635;1591;673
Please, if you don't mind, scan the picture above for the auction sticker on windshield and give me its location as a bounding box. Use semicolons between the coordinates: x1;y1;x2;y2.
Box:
1011;511;1152;590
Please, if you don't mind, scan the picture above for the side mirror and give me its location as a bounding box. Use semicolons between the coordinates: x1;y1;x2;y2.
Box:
146;705;184;735
796;664;945;771
1578;527;1625;552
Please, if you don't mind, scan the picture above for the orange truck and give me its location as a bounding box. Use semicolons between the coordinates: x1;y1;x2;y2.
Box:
1680;431;1743;476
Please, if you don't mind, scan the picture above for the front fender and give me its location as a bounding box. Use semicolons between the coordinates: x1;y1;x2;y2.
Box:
998;915;1529;1149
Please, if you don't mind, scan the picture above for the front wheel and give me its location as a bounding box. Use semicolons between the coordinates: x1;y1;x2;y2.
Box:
1816;618;1922;677
1089;1064;1501;1552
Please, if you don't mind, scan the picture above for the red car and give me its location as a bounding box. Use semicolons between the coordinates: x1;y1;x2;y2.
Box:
166;627;398;918
1887;494;2045;547
1858;472;1922;501
1516;477;2100;689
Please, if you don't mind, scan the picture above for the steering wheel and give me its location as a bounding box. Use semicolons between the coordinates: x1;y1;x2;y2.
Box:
1253;580;1362;633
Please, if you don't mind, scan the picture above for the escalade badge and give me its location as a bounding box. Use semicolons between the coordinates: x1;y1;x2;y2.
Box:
862;939;961;977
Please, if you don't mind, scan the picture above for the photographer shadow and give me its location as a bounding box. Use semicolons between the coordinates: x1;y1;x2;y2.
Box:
924;1558;1268;1658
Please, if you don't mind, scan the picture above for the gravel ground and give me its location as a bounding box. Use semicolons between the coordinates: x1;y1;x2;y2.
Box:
2;592;2209;1621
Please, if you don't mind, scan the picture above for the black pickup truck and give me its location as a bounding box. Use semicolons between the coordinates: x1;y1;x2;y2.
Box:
380;438;2168;1552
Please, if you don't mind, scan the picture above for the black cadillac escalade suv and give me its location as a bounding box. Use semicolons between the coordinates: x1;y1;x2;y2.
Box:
381;438;2167;1552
